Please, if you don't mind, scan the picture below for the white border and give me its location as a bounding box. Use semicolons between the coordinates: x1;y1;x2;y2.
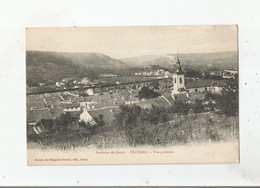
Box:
0;0;260;186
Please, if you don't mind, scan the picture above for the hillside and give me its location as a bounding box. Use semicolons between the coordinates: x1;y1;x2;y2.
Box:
176;51;238;70
61;52;126;70
26;51;127;86
121;51;238;70
26;50;238;87
121;54;176;67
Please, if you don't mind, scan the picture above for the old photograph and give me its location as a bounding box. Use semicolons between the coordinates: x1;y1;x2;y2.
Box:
26;26;239;165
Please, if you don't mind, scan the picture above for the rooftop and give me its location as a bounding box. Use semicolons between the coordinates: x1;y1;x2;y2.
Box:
163;94;176;105
34;108;52;121
211;80;227;87
189;93;206;101
186;79;213;89
62;103;80;109
27;110;36;123
27;108;53;124
173;93;191;101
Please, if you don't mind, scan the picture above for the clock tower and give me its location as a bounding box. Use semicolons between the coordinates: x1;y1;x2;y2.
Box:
172;55;185;95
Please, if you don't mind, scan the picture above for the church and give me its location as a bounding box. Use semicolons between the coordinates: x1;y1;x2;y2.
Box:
171;56;226;102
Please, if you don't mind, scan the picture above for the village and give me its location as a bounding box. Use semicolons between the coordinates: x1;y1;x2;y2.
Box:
27;56;238;146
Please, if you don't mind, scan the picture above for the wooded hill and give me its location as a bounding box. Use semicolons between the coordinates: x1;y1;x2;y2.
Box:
26;51;127;86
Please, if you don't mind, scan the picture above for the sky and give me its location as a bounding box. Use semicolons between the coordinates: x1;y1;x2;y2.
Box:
26;25;238;59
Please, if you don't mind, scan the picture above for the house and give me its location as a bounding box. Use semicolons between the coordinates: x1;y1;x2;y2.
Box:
125;101;138;105
100;74;117;78
27;108;52;134
183;79;226;94
62;78;74;82
172;93;191;103
90;80;99;86
80;101;99;110
81;77;90;85
27;110;37;126
185;80;213;93
93;88;101;93
86;88;94;96
63;103;81;112
27;101;46;111
223;70;238;79
56;82;61;87
79;111;96;126
164;71;171;78
189;92;206;101
34;108;52;120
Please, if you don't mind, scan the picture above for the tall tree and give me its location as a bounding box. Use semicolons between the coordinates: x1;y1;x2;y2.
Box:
218;89;238;117
138;86;160;100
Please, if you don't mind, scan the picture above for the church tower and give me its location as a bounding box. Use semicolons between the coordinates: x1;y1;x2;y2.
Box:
172;55;185;95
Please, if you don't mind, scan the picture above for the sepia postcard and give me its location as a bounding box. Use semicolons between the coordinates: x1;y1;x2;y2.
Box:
26;26;239;165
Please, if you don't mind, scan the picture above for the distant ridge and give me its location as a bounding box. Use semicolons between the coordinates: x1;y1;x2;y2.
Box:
26;51;127;86
27;50;126;69
26;50;238;86
121;51;238;70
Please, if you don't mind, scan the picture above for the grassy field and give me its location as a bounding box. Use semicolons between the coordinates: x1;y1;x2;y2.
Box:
27;111;238;150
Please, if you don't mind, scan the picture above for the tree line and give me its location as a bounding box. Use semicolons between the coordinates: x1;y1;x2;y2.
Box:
114;89;238;146
29;113;105;137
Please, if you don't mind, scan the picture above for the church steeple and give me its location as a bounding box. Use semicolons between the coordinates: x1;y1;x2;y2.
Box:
173;53;184;75
176;53;181;66
172;53;185;95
